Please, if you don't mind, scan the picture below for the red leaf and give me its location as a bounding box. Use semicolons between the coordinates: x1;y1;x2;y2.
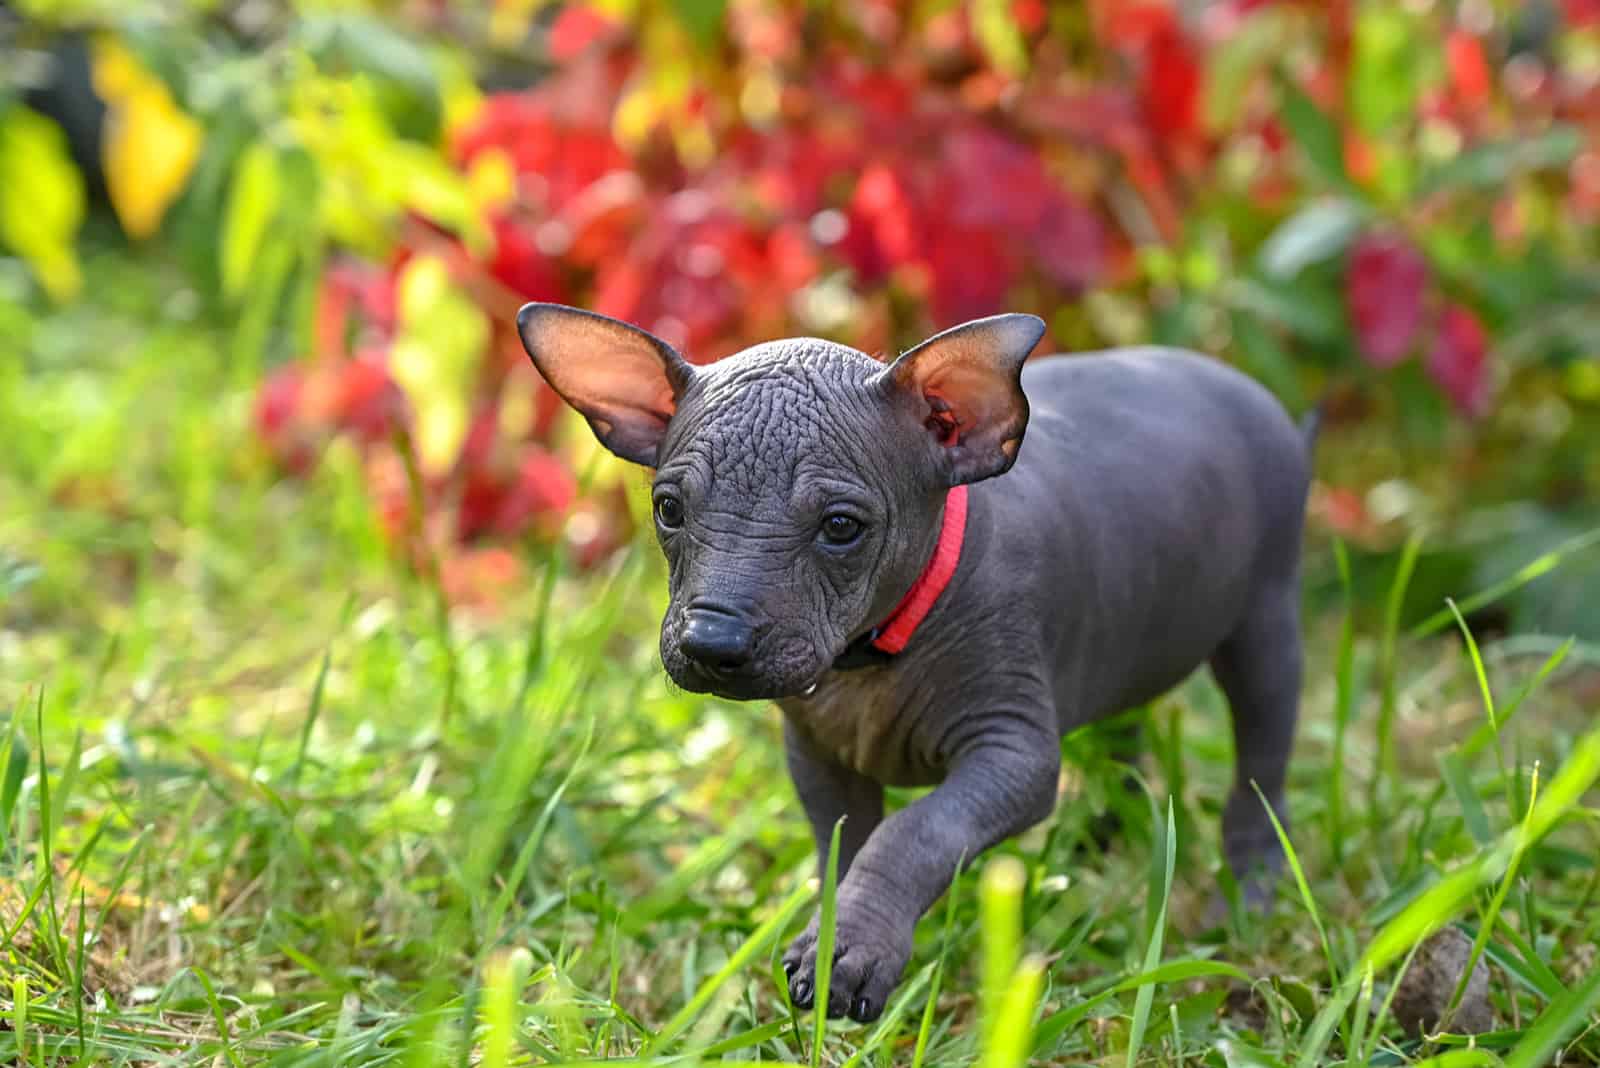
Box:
1032;195;1105;290
1141;27;1202;143
1446;30;1491;108
254;366;321;475
487;214;567;302
335;352;406;445
927;225;1016;326
1346;232;1429;368
1565;0;1600;27
1426;304;1492;418
549;5;620;61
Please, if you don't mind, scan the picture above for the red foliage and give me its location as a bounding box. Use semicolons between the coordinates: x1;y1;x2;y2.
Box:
255;0;1528;603
1426;304;1492;418
1347;232;1430;369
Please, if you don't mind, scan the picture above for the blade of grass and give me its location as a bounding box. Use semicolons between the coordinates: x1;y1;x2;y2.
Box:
1126;796;1177;1068
810;818;844;1068
979;855;1025;1053
1503;967;1600;1068
1439;766;1543;1036
481;948;533;1068
46;727;80;845
1447;600;1516;819
980;954;1046;1068
1364;940;1426;1063
840;962;934;1068
1330;538;1356;865
696;1019;792;1058
0;700;27;854
1253;780;1336;983
1458;638;1573;760
288;646;332;789
1372;532;1422;840
644;877;813;1055
1345;962;1374;1066
1407;1051;1505;1068
911;858;967;1068
72;888;85;1059
1410;525;1600;639
192;968;245;1068
12;975;26;1068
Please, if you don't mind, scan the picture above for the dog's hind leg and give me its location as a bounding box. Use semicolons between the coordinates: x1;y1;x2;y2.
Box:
1208;580;1303;905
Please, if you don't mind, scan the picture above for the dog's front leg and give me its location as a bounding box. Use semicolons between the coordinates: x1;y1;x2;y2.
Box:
783;718;884;881
782;719;1060;1022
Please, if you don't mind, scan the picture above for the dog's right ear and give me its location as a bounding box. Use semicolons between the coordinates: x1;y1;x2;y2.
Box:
516;303;695;466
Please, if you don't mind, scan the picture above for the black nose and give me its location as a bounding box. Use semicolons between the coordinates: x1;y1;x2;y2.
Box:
680;606;756;672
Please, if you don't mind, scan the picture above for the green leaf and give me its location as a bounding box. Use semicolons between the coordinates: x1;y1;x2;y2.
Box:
298;14;443;141
1278;76;1350;189
0;105;85;302
1223;276;1346;346
1204;8;1292;130
1348;4;1436;136
668;0;729;46
1258;198;1367;280
221;142;283;301
1231;312;1307;410
1417;126;1583;198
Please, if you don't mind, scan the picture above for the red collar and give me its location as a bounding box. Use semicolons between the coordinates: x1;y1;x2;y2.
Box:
833;485;968;668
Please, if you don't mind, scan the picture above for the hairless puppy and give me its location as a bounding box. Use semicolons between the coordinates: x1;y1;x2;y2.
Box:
516;304;1314;1023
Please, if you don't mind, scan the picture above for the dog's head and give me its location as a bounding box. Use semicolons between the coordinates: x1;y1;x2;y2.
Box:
516;304;1044;700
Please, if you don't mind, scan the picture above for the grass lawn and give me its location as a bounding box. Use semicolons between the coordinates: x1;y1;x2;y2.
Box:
3;250;1599;1066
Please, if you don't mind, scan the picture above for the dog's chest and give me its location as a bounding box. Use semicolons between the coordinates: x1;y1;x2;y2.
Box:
779;670;943;787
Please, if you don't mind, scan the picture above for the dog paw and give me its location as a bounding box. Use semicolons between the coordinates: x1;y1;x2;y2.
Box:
781;910;911;1023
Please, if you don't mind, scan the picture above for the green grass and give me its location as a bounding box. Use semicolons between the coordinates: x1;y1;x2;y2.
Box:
3;250;1600;1066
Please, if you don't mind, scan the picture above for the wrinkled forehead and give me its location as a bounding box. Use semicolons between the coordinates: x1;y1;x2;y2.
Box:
663;339;887;495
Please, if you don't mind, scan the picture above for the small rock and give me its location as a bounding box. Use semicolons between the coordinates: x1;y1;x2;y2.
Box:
1390;927;1494;1037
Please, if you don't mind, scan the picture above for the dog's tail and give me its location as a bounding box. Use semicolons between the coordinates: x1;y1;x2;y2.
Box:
1299;399;1326;453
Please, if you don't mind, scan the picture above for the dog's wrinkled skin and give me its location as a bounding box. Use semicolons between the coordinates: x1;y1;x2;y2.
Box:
517;303;1312;1023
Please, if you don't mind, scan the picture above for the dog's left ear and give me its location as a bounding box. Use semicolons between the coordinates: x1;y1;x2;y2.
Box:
878;314;1046;486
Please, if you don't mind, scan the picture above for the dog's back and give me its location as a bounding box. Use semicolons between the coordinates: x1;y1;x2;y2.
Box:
989;348;1313;724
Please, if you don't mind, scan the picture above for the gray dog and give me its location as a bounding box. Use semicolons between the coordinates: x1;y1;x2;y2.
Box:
516;304;1313;1022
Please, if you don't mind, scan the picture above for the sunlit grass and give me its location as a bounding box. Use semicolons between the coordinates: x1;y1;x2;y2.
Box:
1;252;1598;1065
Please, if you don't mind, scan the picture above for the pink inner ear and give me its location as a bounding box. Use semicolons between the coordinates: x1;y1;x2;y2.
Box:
924;393;963;446
581;362;677;423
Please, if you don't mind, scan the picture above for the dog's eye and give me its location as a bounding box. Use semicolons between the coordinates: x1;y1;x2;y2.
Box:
654;495;684;529
820;513;863;546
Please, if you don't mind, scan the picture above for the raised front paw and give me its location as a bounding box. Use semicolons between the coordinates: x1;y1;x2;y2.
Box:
781;907;912;1023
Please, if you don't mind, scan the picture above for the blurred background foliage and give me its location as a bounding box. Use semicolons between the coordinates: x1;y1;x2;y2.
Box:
3;0;1600;635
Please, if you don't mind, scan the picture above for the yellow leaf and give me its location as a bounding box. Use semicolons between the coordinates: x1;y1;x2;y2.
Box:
390;255;488;477
93;37;204;239
0;106;86;302
973;0;1029;78
221;142;282;300
467;147;516;212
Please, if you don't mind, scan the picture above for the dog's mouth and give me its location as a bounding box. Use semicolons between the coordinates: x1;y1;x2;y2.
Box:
665;657;824;702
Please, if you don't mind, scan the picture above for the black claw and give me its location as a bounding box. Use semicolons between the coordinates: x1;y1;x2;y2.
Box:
782;959;797;978
792;979;812;1008
852;996;872;1020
